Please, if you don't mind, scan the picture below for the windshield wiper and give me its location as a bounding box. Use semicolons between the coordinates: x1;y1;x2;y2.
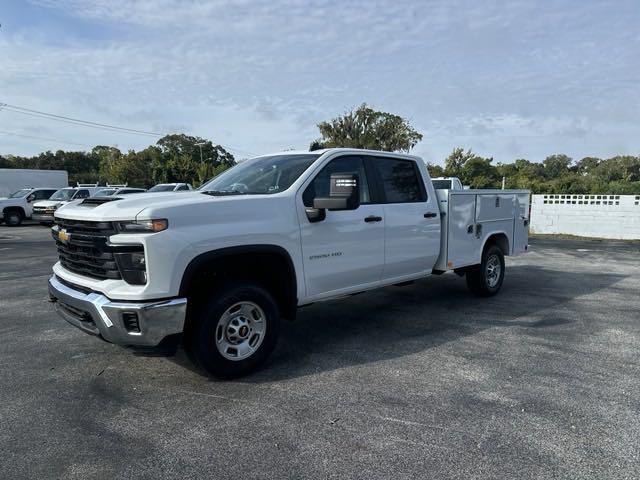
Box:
201;190;246;196
201;190;264;196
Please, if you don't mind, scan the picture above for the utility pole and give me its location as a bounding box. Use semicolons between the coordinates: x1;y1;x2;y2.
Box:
501;176;506;190
194;142;206;164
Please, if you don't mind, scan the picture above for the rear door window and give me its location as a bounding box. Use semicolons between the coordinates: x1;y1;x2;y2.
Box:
373;157;426;203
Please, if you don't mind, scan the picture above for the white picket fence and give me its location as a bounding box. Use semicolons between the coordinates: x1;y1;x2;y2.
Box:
530;194;640;239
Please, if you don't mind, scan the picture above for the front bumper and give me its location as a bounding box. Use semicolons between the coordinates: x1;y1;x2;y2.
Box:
32;213;55;222
48;275;187;347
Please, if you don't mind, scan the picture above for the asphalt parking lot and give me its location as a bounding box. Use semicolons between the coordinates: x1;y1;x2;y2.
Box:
1;225;639;479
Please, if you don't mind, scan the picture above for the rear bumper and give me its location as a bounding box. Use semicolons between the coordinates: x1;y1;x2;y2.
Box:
48;275;186;347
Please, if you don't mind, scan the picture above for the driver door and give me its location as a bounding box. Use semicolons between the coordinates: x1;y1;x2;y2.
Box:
298;155;385;299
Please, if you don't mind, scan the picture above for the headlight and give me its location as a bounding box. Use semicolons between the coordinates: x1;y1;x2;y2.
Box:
116;219;168;233
114;251;147;285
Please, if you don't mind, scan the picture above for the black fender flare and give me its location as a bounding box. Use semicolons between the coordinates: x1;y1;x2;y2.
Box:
179;244;298;319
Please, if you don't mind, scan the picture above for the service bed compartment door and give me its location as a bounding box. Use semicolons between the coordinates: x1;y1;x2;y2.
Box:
513;193;530;254
447;193;480;268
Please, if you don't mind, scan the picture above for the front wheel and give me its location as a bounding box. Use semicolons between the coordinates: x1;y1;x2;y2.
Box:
5;211;23;227
466;244;505;297
185;283;281;378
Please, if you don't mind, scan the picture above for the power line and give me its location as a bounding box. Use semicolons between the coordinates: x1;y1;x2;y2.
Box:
0;129;90;147
0;102;162;137
0;101;257;157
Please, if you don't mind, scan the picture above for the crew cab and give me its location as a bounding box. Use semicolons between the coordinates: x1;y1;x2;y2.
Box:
47;149;529;378
1;187;59;226
32;186;103;224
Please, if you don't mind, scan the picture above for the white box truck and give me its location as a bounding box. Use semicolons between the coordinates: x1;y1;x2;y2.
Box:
0;168;68;198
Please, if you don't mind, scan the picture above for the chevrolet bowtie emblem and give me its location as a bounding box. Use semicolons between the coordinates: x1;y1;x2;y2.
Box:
58;228;71;243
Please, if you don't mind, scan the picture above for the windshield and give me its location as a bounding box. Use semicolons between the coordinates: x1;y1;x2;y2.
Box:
9;189;32;198
148;185;176;192
432;180;452;190
200;154;320;195
50;189;76;200
95;188;117;196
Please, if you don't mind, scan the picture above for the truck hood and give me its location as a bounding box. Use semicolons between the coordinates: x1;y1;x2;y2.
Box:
34;200;66;208
54;191;273;221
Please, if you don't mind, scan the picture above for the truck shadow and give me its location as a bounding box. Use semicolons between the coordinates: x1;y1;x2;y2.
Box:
234;264;626;383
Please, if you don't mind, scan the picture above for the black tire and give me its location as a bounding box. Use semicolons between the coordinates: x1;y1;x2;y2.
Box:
466;244;505;297
185;283;281;379
4;210;23;227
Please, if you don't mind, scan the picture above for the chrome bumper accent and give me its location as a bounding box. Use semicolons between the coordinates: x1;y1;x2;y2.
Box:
48;275;186;346
32;213;55;222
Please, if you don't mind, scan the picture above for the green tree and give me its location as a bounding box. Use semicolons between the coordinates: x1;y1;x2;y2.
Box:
575;156;601;176
426;162;444;178
542;154;572;179
311;104;423;152
460;156;499;188
157;134;235;167
444;147;476;177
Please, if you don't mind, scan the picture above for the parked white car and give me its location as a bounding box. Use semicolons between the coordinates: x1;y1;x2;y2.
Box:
0;187;59;226
48;148;530;378
93;187;147;197
148;183;193;192
32;186;104;224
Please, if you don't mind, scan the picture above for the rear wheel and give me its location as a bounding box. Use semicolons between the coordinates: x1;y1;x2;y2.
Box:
4;210;23;227
185;283;280;378
466;244;505;297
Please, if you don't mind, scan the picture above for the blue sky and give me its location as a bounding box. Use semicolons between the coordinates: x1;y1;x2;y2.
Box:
1;0;638;164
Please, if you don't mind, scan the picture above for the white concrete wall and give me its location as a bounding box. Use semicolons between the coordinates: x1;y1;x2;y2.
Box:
530;194;640;239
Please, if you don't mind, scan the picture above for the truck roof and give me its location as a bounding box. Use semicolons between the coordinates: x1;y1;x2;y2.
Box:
257;148;422;161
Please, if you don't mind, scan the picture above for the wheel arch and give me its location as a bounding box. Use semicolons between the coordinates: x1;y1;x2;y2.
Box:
3;206;26;217
481;232;510;257
179;245;298;321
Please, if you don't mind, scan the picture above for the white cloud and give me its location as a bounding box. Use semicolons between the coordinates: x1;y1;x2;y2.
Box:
0;0;638;162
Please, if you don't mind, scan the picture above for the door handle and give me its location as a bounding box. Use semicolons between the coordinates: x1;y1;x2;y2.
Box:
423;212;438;218
364;215;383;223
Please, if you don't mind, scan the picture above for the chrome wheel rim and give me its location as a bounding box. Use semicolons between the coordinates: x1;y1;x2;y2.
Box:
486;254;501;288
215;301;266;361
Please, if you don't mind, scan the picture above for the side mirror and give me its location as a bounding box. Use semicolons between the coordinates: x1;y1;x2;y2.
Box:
27;194;35;203
306;173;360;223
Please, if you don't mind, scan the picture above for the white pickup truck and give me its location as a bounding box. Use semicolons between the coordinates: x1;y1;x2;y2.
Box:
1;187;60;226
48;149;529;377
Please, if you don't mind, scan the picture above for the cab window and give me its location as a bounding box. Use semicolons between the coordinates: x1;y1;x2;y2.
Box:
74;189;91;199
373;157;426;203
33;190;55;200
303;156;370;207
